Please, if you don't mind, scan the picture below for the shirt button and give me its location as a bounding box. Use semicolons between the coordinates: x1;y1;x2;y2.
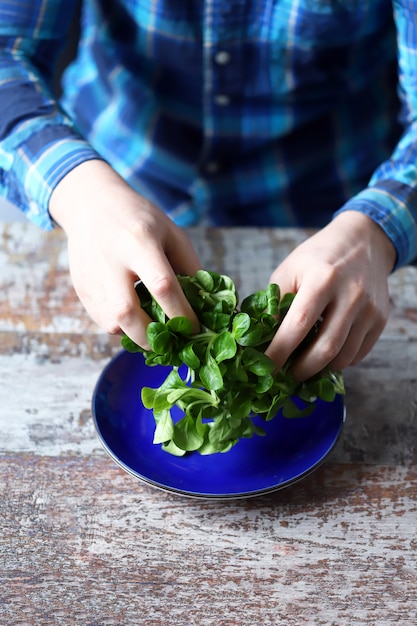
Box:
206;161;219;174
214;50;231;65
214;94;230;106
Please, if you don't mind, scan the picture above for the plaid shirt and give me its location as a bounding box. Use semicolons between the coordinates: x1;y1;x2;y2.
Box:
1;0;417;267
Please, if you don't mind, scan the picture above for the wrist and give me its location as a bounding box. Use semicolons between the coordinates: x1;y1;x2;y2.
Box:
333;210;397;274
48;160;143;234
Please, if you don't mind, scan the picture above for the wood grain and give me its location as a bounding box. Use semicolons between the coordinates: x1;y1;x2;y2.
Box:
1;456;417;625
2;223;417;336
1;337;417;466
1;222;417;625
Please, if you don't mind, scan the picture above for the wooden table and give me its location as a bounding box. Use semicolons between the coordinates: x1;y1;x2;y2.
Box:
1;222;417;625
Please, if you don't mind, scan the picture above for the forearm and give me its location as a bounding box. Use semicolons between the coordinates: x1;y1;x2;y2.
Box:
333;1;417;270
0;0;99;228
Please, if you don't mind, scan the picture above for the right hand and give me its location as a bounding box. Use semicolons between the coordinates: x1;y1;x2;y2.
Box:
49;160;201;348
265;211;395;380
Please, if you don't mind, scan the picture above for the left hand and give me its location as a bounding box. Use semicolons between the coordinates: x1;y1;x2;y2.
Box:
265;211;397;380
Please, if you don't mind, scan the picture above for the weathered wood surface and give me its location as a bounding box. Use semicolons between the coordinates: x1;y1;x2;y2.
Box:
2;456;417;625
1;222;417;625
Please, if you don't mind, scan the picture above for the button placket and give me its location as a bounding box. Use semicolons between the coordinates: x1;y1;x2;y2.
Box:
201;5;234;176
213;49;231;107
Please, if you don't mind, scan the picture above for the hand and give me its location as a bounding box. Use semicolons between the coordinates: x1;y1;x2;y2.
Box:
265;211;396;380
49;160;201;348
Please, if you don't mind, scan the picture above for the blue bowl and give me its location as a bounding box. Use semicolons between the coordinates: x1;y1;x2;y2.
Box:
92;350;345;499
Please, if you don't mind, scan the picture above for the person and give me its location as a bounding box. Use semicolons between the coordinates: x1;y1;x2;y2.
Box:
0;1;416;381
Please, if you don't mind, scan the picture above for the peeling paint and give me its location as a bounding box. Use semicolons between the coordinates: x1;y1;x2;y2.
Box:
2;222;417;625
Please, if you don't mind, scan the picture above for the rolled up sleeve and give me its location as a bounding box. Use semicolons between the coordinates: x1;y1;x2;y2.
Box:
335;0;417;269
0;0;101;229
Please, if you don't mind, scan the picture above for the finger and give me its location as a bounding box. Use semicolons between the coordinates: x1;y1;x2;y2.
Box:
290;289;378;379
325;327;367;373
103;273;153;349
325;292;388;371
349;324;386;367
349;298;389;367
166;227;202;277
134;247;200;333
265;281;330;371
292;316;365;380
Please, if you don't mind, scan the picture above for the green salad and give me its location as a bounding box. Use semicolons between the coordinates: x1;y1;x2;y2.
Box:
122;270;345;456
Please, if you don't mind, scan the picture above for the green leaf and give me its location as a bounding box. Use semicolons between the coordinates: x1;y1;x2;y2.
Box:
166;316;193;335
225;358;249;383
150;299;166;324
178;278;203;312
162;439;186;456
198;433;237;455
232;312;251;338
159;369;185;390
282;399;315;419
240;290;267;318
265;395;288;421
266;283;280;316
241;347;275;376
153;410;175;444
212;332;237;363
229;392;253;421
260;312;277;330
279;292;296;319
235;322;264;347
173;414;205;451
179;343;201;369
251;422;267;437
121;334;143;353
297;386;317;404
199;354;224;391
166;388;192;404
191;341;209;363
201;311;231;333
308;377;336;402
153;390;173;413
195;413;209;438
208;416;234;447
141;386;157;409
124;270;345;456
146;323;174;354
331;371;345;395
195;269;215;292
219;274;235;293
213;289;237;312
251;394;274;415
255;374;274;394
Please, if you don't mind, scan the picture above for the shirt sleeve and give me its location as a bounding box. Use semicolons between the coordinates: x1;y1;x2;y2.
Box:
334;0;417;269
0;0;102;230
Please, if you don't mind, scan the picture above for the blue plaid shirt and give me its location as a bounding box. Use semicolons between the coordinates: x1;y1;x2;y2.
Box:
1;0;417;267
